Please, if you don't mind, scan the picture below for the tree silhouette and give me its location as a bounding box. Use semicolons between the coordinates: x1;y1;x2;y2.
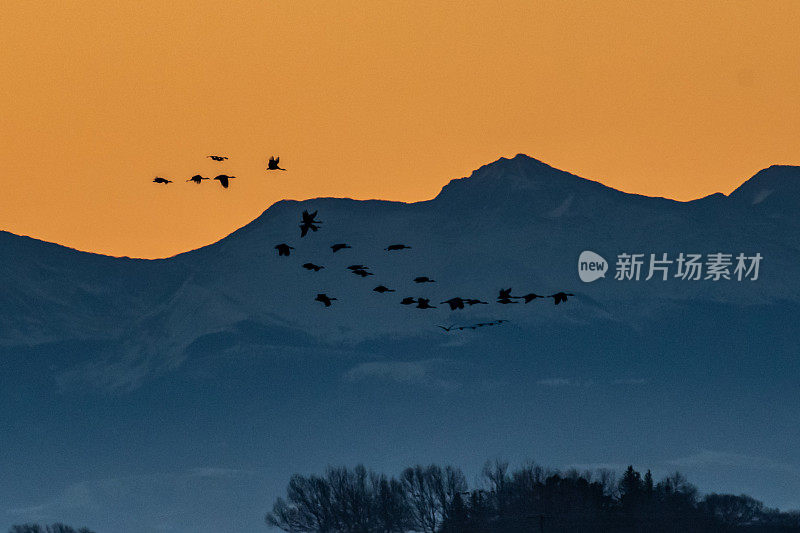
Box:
266;462;800;532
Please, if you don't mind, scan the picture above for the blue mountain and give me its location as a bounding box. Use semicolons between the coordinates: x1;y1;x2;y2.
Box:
1;154;798;532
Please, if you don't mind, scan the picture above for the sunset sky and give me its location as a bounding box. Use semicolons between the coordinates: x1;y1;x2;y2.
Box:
2;1;799;258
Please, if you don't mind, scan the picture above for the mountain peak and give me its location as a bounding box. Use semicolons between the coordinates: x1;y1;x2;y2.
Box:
434;154;614;205
728;164;800;210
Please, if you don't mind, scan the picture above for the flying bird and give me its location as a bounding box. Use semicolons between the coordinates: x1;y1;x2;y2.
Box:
400;297;417;305
299;210;322;237
385;244;411;251
465;299;489;306
548;292;575;305
413;276;435;283
302;263;324;272
351;269;373;278
521;293;545;303
416;298;437;309
275;243;294;256
436;325;456;332
213;174;236;188
207;155;228;161
315;293;336;307
498;288;520;300
373;285;395;293
497;288;521;303
187;175;208;184
441;297;466;310
152;177;172;184
267;156;286;171
331;243;351;253
347;264;368;271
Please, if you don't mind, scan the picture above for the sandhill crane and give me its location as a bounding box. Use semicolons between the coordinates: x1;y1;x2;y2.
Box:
315;293;336;307
213;174;236;188
331;243;351;253
548;292;575;305
385;244;411;251
153;177;172;184
521;293;545;303
441;297;466;310
267;156;286;171
187;175;208;184
373;285;395;293
275;243;294;256
299;210;322;237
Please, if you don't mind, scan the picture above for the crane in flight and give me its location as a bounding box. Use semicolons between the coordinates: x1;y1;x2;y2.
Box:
267;156;286;171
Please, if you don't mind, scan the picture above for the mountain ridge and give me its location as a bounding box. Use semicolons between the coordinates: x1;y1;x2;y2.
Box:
2;154;798;260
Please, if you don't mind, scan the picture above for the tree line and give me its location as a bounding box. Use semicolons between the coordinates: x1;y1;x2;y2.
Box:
8;525;95;533
265;462;800;532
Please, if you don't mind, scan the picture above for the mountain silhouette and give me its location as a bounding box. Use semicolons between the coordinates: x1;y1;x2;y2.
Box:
0;155;799;532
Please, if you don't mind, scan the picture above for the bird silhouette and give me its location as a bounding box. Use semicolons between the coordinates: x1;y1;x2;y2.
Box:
548;292;575;305
385;244;411;251
497;288;522;303
207;155;228;161
153;177;172;184
299;210;322;237
315;293;336;307
213;174;236;188
496;319;509;323
331;243;351;253
373;285;395;293
436;325;456;332
400;297;417;305
521;293;545;303
302;263;324;272
351;269;373;277
465;298;489;306
267;156;286;171
187;175;208;184
498;288;521;300
416;298;437;309
413;276;435;283
347;264;368;271
441;297;466;310
275;243;294;256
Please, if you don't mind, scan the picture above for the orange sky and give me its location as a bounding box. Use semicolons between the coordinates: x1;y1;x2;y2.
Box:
2;1;799;258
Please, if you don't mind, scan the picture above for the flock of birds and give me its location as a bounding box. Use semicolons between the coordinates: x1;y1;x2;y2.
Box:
152;155;285;188
278;210;576;332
